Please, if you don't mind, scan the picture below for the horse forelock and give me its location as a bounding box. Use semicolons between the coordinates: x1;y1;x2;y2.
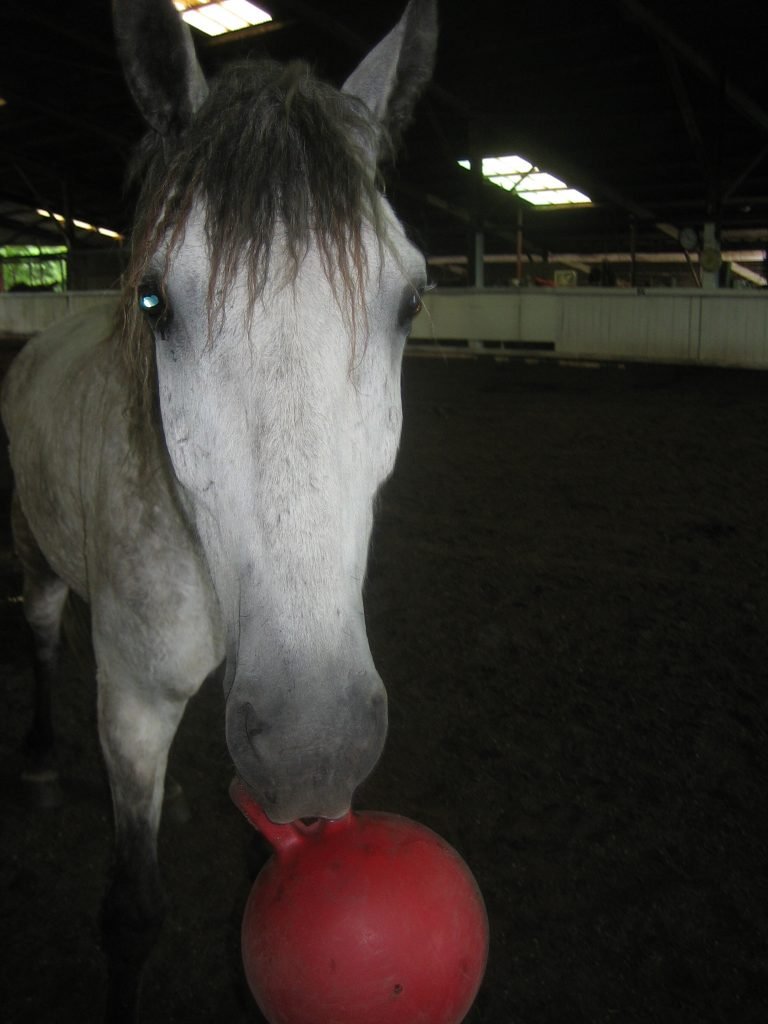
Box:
119;58;388;418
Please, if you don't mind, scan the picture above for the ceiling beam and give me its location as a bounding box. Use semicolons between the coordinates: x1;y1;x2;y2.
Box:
13;12;114;60
0;212;63;244
658;43;706;162
0;88;129;157
722;143;768;202
203;19;295;46
393;180;549;257
505;139;658;222
620;0;768;136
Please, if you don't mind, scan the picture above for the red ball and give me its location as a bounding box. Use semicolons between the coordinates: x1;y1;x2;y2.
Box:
231;780;489;1024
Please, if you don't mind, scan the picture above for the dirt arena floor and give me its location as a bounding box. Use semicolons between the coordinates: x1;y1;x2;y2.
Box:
1;349;767;1023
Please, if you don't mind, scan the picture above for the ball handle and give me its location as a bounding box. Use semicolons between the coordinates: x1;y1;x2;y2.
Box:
229;777;353;857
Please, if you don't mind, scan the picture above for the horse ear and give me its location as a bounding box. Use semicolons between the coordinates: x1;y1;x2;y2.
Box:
113;0;208;136
342;0;437;159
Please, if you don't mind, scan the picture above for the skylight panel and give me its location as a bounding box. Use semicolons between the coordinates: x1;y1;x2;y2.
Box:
517;190;567;206
484;155;532;176
458;154;592;207
519;188;591;206
173;0;272;37
487;175;523;192
521;172;566;192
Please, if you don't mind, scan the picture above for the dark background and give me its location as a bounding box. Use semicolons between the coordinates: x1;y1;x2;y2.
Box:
2;351;767;1023
3;0;768;268
2;1;768;1021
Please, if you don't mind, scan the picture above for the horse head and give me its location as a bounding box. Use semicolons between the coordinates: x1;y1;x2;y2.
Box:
113;0;437;822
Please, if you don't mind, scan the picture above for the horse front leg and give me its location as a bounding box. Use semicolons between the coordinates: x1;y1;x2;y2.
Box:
11;492;68;807
97;679;187;1024
21;575;68;805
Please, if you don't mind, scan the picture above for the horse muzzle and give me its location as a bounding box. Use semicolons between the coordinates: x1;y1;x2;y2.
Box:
224;662;388;823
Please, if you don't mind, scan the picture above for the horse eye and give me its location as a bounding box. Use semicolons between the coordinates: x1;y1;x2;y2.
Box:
138;280;166;320
399;287;424;329
140;292;162;313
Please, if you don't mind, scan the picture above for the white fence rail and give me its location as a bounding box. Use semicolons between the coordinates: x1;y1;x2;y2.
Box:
0;291;119;338
2;288;768;369
410;287;768;369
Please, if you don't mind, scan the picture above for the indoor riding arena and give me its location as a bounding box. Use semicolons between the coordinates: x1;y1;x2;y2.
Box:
1;2;768;1023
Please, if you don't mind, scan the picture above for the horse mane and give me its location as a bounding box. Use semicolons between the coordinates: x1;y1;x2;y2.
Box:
118;58;388;417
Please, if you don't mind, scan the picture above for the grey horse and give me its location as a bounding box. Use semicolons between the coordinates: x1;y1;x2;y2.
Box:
1;0;437;1017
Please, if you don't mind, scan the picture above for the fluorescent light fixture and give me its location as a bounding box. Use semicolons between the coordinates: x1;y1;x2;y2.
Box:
173;0;272;37
37;208;124;240
459;154;592;207
36;208;66;224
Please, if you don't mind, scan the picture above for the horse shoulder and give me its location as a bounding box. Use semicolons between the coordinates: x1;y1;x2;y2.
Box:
2;305;223;681
2;304;119;595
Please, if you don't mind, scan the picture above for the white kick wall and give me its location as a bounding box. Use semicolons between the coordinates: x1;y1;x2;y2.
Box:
410;288;768;369
1;288;768;369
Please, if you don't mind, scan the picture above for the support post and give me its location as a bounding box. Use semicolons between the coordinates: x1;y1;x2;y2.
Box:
474;229;485;289
61;183;76;291
516;206;524;284
467;148;485;288
629;217;637;288
467;148;485;351
699;221;721;289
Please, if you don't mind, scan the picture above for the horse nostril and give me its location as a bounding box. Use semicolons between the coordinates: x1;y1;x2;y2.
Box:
243;703;267;743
